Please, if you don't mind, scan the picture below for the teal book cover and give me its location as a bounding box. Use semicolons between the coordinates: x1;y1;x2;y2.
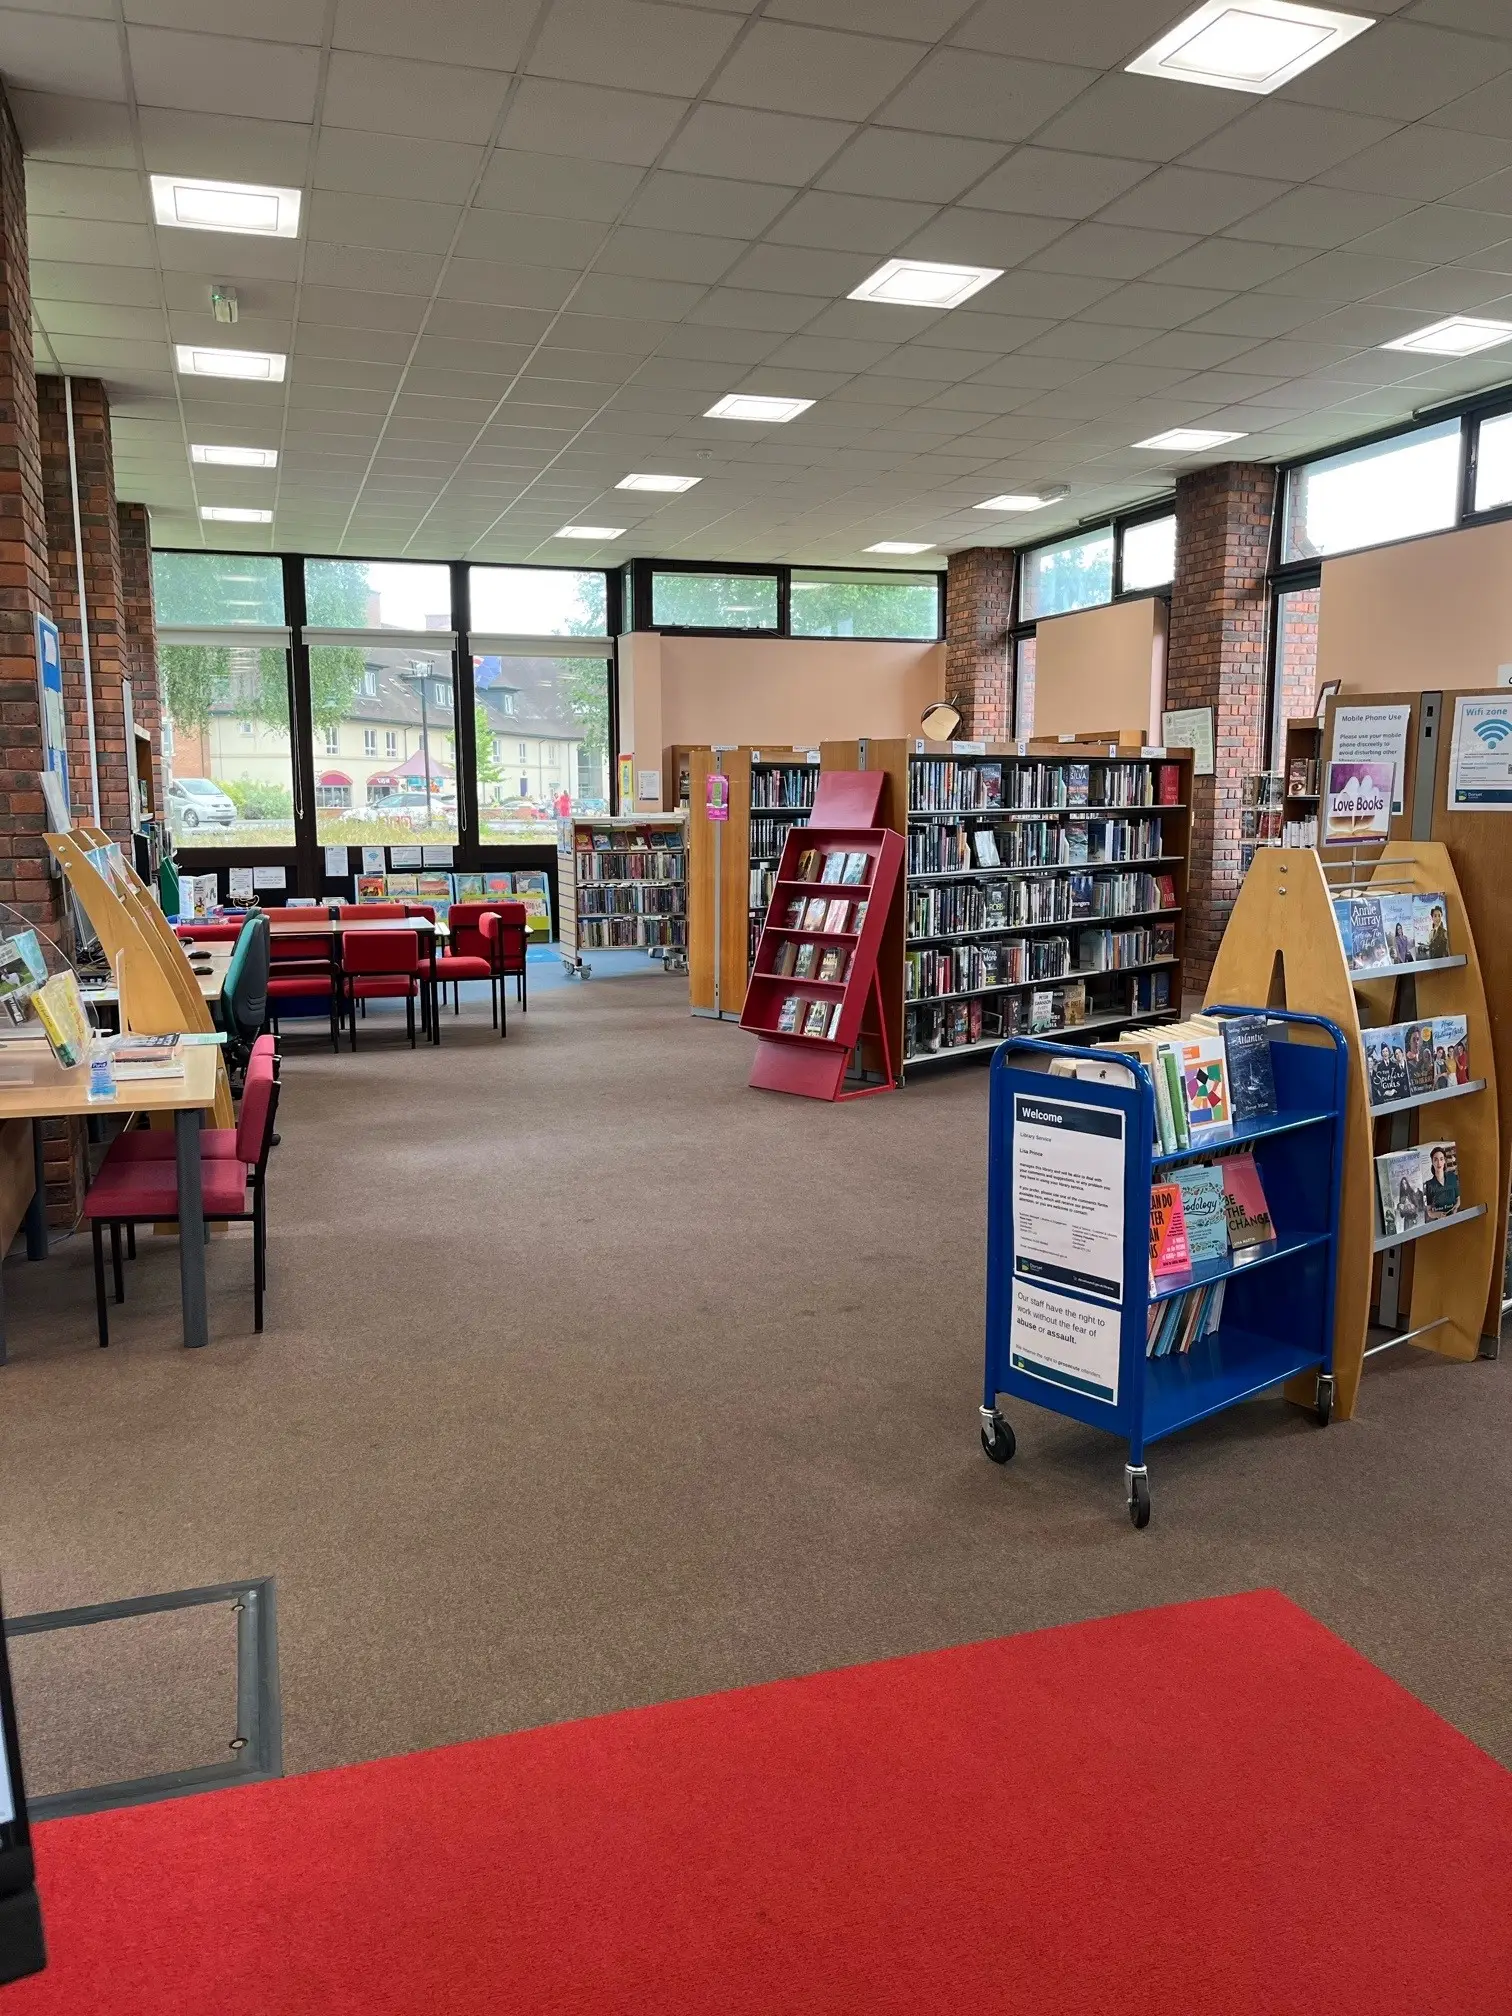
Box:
1173;1165;1229;1264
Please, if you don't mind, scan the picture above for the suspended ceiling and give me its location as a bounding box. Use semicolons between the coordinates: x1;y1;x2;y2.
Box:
8;0;1512;564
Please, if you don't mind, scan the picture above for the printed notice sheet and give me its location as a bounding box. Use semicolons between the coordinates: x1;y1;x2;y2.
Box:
1012;1091;1125;1303
1447;694;1512;811
1010;1277;1121;1408
1330;704;1410;816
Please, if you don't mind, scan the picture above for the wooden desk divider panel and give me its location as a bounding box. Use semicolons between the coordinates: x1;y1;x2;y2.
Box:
46;827;234;1128
741;770;903;1100
1205;843;1497;1421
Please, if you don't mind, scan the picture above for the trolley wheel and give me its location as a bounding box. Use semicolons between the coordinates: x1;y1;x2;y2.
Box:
980;1413;1015;1465
1315;1373;1334;1427
1128;1472;1151;1529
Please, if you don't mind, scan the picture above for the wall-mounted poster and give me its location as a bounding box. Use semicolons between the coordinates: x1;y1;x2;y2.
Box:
1324;760;1393;841
1447;694;1512;811
1329;703;1410;817
617;753;634;807
1159;706;1214;776
705;772;729;822
34;615;68;820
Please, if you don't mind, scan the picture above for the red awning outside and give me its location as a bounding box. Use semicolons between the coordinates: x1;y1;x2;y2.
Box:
318;770;352;786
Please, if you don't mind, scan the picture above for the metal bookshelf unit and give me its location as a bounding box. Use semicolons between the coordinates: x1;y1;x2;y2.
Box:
557;813;688;978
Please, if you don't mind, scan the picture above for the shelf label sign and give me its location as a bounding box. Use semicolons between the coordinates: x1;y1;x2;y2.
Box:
1010;1277;1121;1408
1447;695;1512;811
706;772;729;821
1011;1091;1125;1304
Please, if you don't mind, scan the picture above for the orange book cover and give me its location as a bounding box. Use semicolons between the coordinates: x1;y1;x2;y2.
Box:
1149;1182;1192;1280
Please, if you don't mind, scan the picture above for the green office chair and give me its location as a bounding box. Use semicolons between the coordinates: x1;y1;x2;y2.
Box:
218;913;270;1086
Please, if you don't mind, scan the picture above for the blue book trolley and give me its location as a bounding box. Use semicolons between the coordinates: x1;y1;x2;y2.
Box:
981;1006;1347;1527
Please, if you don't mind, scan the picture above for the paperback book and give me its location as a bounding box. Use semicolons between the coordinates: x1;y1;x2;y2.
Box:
1220;1016;1276;1121
1375;1141;1460;1237
1221;1153;1275;1251
1173;1164;1230;1265
1149;1182;1192;1281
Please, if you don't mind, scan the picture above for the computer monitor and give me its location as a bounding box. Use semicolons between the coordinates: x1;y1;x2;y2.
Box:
0;1584;45;1986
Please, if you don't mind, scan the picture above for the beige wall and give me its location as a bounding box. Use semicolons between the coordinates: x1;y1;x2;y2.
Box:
617;632;944;808
1317;517;1512;695
1031;596;1167;741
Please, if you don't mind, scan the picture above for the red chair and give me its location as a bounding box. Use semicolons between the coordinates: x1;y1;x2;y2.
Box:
84;1050;282;1346
104;1037;278;1169
174;921;244;946
478;905;528;1039
340;928;424;1049
432;902;505;1030
338;904;408;920
263;907;339;1050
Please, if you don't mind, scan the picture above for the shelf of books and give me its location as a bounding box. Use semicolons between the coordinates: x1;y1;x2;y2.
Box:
901;743;1191;1073
1240;720;1324;870
688;746;819;1019
1205;841;1498;1422
556;813;688;976
981;1007;1347;1526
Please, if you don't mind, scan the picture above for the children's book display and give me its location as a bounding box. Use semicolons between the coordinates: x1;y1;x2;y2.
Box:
353;868;551;936
981;1006;1347;1527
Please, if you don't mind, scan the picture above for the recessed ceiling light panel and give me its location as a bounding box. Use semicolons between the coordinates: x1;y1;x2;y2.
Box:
556;525;624;539
1134;428;1247;452
199;506;273;523
617;473;700;492
192;444;279;468
151;174;301;237
1126;2;1373;95
975;494;1053;512
705;394;814;423
849;259;1004;309
866;541;935;554
175;345;286;381
1382;316;1512;357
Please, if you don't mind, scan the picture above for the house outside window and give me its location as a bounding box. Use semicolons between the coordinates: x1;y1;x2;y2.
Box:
363;728;377;756
385;730;397;756
362;668;378;697
324;726;339;756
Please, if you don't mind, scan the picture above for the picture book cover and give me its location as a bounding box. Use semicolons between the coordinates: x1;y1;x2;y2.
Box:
1344;896;1389;971
1221;1016;1276;1120
1432;1014;1469;1086
416;872;454;902
1173;1164;1229;1264
1221;1152;1275;1250
823;898;851;933
1149;1182;1191;1280
773;941;798;977
1179;1036;1231;1137
355;875;388;904
1403;1021;1437;1095
820;852;847;885
1330;897;1353;960
802;1000;830;1037
483;872;514;897
796;850;823;883
1061;981;1086;1026
1377;893;1418;967
1416;892;1451;961
777;996;801;1033
803;898;829;930
841;851;869;885
1375;1146;1427;1238
1154;873;1176;908
794;944;817;978
454;872;485;902
511;871;552;937
386;873;418;899
1362;1024;1411;1105
852;901;868;930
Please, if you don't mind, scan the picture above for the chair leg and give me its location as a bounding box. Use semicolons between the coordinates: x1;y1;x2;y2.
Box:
253;1191;265;1332
500;985;508;1040
110;1222;125;1303
126;1223;136;1261
349;984;359;1051
490;976;498;1029
91;1221;109;1348
406;988;416;1049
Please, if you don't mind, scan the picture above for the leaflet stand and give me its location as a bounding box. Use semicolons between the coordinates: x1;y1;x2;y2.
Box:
741;771;904;1101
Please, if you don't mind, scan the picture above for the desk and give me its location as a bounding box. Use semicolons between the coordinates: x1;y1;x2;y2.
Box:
0;1047;223;1353
83;945;231;1010
266;915;448;1045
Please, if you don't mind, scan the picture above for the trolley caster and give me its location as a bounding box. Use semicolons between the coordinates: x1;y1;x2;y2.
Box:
979;1407;1015;1465
1315;1373;1334;1427
1126;1466;1151;1529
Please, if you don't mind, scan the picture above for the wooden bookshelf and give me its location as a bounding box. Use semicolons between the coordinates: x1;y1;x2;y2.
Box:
556;812;688;976
687;746;819;1020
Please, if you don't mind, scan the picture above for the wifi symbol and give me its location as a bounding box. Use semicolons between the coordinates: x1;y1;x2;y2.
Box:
1474;717;1512;747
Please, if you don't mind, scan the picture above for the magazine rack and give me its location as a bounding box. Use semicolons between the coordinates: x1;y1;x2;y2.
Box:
1206;843;1497;1420
981;1009;1347;1527
741;771;904;1100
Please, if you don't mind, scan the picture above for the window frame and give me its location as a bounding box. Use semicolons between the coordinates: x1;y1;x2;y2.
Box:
624;557;945;641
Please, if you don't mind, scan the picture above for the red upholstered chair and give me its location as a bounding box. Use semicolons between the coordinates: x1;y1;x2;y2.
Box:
432;902;503;1028
340;928;423;1049
174;921;244;946
478;905;528;1039
103;1037;278;1170
263;907;339;1050
84;1049;282;1346
337;903;408;920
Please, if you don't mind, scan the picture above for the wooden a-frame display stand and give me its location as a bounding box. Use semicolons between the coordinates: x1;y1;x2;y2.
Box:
1206;842;1497;1419
741;771;904;1101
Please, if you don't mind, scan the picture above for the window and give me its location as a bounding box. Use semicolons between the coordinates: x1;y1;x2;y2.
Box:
1283;419;1461;562
158;642;296;847
469;565;607;635
362;669;378;698
434;682;451;710
1014;635;1037;739
1271;584;1321;767
324;726;339;756
1473;409;1512;512
651;570;779;629
307;645;458;845
492;736;502;763
304;558;452;631
789;569;940;639
498;690;516;714
151;552;284;627
518;742;527;762
385;730;397;757
363;728;377;756
1019;529;1115;621
1119;514;1176;592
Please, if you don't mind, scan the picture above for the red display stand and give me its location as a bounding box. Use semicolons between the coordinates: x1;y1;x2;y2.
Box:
741;772;904;1100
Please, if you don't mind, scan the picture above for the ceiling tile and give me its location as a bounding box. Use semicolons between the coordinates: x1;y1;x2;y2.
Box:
35;299;164;340
881;49;1095;143
952;0;1189;67
1147;238;1313;289
314;128;485;204
323;51;512;144
498;79;689;166
720;241;872;294
662;104;855;183
1098;167;1293;236
1428;69;1512;140
816;127;1004;205
900;209;1067;268
652;323;780;363
1180;102;1402;181
528;0;742;95
760;334;899;371
1318;122;1512;202
455;209;608;267
568;272;705;317
1019;321;1154;361
1027;223;1199;280
920;308;1054;353
1406;0;1512;30
307;190;462;255
801;299;944;341
297;322;416;363
136;107;314;182
1224;186;1420;249
0;14;125;99
126;25;320;120
475;150;644;223
1257;249;1429;302
767;190;936;253
1282;19;1508;121
964;146;1154;222
1125;329;1263;369
123;0;319;36
594;225;746;282
302;243;446;295
1366;265;1512;312
333;0;531;70
1078;281;1237;328
29;217;155;267
555;311;680;351
438;259;580;311
971;270;1119;317
8;90;136;166
1349;203;1512;262
1033;74;1242;162
25;162;147;225
626;171;797;237
685;286;824;332
710;22;924;121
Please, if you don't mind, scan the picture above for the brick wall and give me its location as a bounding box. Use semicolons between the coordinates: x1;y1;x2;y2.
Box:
38;374;132;844
1276;583;1320;748
945;546;1015;739
118;499;164;818
0;86;84;1222
1168;462;1278;984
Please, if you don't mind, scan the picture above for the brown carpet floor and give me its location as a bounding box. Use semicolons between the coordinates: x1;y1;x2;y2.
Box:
1;973;1509;1785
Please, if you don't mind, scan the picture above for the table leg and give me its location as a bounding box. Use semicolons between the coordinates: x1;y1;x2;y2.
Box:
175;1106;209;1350
430;937;440;1046
24;1119;47;1260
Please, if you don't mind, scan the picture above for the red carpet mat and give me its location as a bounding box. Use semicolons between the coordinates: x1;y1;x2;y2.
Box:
11;1590;1511;2014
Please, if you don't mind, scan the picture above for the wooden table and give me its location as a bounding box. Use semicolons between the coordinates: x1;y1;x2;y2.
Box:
82;945;231;1010
0;1046;223;1354
265;915;449;1046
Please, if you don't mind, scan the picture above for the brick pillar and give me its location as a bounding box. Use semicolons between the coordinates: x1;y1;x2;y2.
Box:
1168;462;1278;986
118;500;164;820
945;546;1015;739
38;374;132;844
0;87;85;1223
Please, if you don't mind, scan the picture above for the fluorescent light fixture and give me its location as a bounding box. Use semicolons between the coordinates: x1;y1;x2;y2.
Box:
1127;1;1372;94
617;472;700;492
975;494;1053;512
191;443;279;468
866;541;935;554
1134;427;1247;452
199;506;272;523
705;394;814;423
1382;316;1512;357
848;259;1003;309
151;173;301;237
556;525;624;539
175;345;286;382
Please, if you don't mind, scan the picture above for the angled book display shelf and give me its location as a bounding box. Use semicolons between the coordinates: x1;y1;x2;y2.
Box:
740;770;904;1101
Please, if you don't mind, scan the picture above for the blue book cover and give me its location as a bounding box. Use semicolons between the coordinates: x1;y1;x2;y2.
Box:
1173;1165;1230;1264
1221;1015;1277;1120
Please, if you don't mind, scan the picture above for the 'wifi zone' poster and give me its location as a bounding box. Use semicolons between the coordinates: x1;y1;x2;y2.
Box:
1448;696;1512;811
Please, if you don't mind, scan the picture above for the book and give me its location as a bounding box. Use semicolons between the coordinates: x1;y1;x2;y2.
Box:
355;875;388;903
783;899;806;928
32;971;91;1068
773;940;798;977
1067;762;1090;806
1416;892;1451;961
1377;893;1418;967
1156;1043;1189;1150
1029;989;1056;1033
828;1001;846;1039
1178;1034;1231;1138
483;872;514;898
795;850;823;883
1221;1153;1275;1250
1221;1017;1276;1120
0;929;48;1024
972;829;1000;867
841;851;869;884
1362;1024;1412;1105
777;996;801;1033
803;898;829;930
1344;897;1389;971
386;873;418;900
820;851;846;884
1432;1014;1469;1086
802;1000;830;1036
817;948;845;982
1423;1140;1461;1220
1149;1181;1191;1280
1157;764;1181;805
454;872;485;902
1376;1140;1461;1236
822;898;851;933
794;943;818;978
1403;1021;1437;1095
1173;1164;1229;1264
